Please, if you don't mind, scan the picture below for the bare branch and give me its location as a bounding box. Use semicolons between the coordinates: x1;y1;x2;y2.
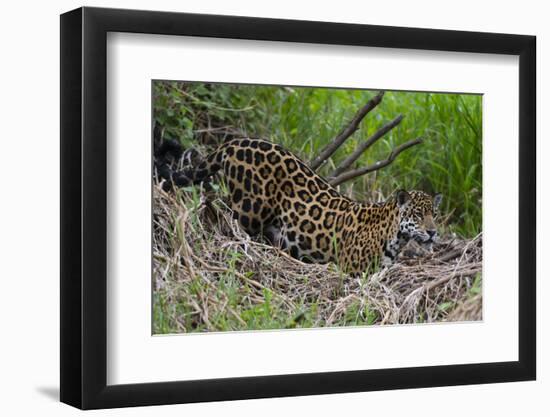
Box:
437;248;464;263
329;114;404;178
309;91;385;170
329;137;423;187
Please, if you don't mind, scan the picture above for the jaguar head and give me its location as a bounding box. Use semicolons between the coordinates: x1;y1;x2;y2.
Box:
395;190;443;246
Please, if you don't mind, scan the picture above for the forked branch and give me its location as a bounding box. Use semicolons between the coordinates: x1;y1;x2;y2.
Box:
329;137;424;186
329;114;404;178
309;91;385;170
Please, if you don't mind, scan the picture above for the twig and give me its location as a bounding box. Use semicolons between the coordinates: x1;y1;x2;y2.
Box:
228;307;247;327
309;91;385;170
425;234;481;291
329;114;404;178
437;248;464;263
193;126;238;133
329;137;423;186
174;85;256;112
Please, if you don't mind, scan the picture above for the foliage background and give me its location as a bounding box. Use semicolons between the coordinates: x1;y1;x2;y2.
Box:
154;81;482;237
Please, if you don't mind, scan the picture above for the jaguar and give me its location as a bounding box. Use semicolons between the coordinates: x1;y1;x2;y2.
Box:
158;138;442;273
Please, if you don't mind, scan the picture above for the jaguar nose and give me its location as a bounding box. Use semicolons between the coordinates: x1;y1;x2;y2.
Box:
427;230;436;239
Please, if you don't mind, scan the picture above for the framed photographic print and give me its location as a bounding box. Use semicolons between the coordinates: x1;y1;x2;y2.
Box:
60;6;536;410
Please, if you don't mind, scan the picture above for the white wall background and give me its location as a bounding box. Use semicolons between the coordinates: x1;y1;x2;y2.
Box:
0;0;545;415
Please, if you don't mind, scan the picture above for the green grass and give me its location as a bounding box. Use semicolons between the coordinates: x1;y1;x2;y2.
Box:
153;283;379;334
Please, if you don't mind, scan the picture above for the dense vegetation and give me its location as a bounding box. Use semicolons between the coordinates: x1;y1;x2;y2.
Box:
152;81;483;334
154;81;482;236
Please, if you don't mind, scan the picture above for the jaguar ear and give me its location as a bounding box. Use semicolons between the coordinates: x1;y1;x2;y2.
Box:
395;190;411;207
433;193;443;209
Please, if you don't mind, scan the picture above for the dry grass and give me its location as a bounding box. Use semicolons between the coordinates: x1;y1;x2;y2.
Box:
153;183;482;334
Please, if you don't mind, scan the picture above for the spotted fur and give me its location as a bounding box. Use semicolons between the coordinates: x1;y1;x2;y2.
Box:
166;138;442;273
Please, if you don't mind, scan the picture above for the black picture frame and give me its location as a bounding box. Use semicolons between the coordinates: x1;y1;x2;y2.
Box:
60;6;536;410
